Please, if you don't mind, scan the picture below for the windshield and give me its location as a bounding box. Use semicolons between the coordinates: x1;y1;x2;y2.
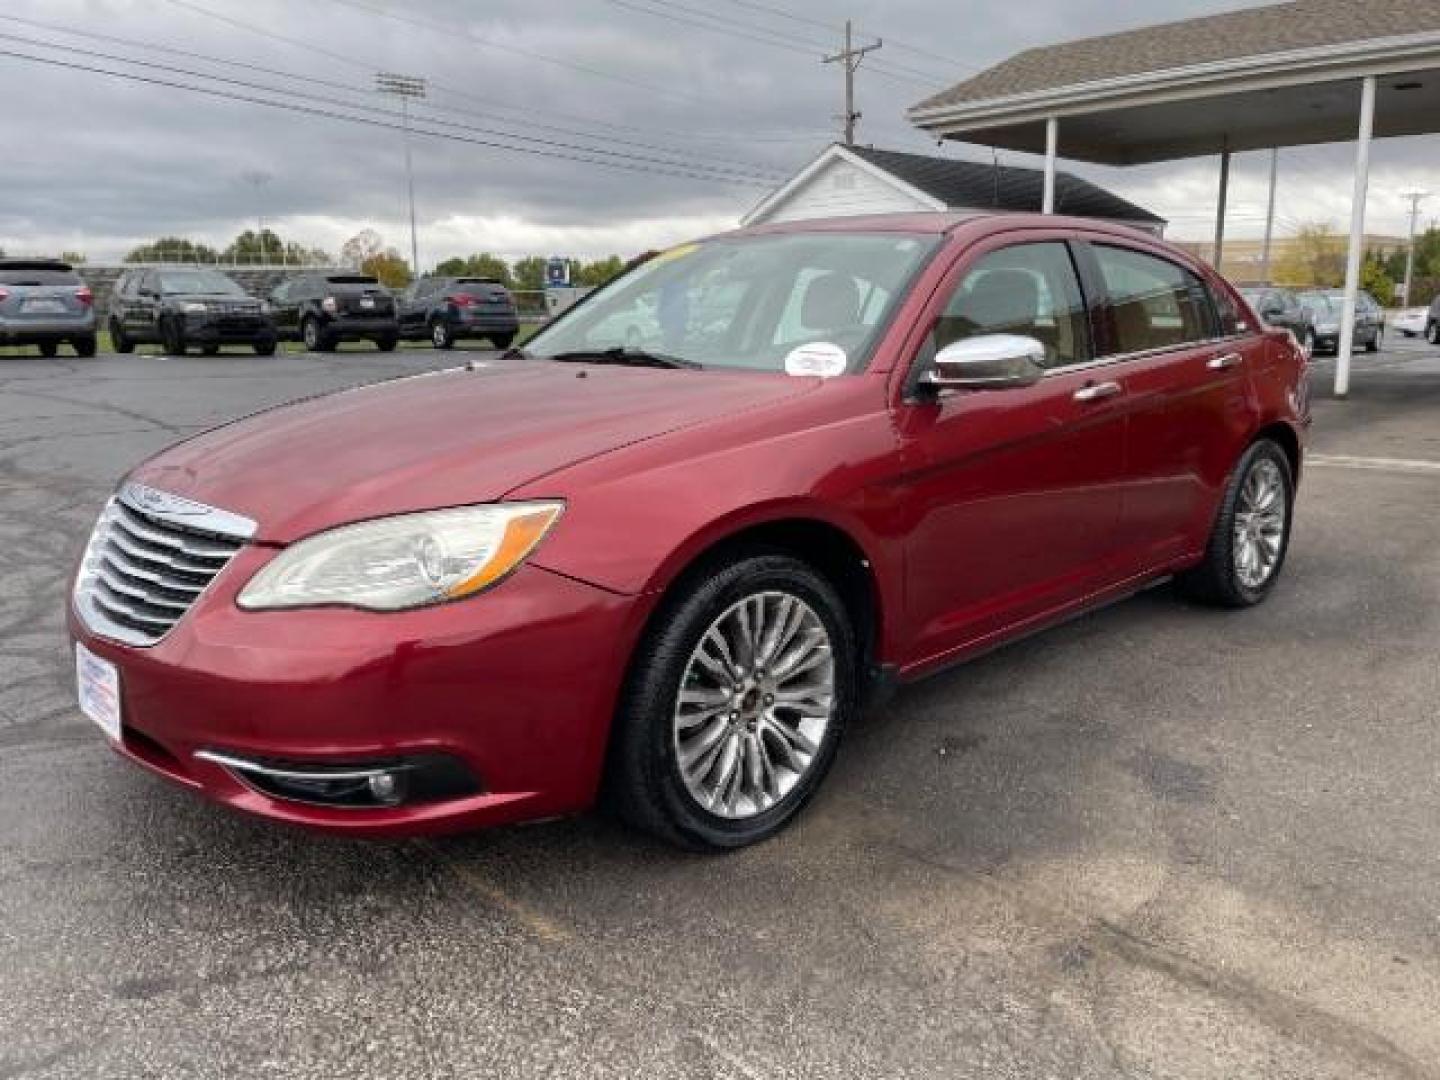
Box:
157;270;245;296
0;269;79;285
1299;293;1338;317
525;232;941;373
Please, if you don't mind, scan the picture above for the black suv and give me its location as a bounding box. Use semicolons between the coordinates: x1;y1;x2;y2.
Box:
399;277;518;349
109;268;276;356
270;273;399;352
0;259;97;357
1239;286;1317;354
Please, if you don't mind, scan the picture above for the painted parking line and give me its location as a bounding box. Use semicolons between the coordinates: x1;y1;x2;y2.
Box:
1307;453;1440;474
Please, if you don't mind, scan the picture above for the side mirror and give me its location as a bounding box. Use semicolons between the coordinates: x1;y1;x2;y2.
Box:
924;334;1046;392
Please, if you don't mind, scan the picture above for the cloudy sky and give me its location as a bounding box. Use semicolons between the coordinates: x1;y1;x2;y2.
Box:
0;0;1435;266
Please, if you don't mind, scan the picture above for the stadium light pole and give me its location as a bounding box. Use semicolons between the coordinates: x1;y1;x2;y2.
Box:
241;169;272;265
376;73;427;276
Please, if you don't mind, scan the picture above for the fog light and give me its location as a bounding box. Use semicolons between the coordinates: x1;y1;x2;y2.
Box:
368;771;404;805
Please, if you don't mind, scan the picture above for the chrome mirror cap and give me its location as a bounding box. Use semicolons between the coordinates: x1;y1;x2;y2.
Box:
924;333;1046;391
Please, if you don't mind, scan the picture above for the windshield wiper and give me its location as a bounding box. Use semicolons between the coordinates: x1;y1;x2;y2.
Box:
547;347;700;370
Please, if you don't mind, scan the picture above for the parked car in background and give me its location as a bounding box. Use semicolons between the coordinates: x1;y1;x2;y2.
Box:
1391;306;1428;337
1296;288;1383;354
109;268;276;356
0;259;96;357
1423;296;1440;344
70;212;1308;850
1239;286;1316;354
399;276;518;349
270;273;398;352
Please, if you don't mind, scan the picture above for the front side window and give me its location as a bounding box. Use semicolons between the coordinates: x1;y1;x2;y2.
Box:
923;241;1090;370
1094;245;1213;354
525;232;941;373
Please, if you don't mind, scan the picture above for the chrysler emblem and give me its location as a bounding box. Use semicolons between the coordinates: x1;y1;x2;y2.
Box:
124;483;210;517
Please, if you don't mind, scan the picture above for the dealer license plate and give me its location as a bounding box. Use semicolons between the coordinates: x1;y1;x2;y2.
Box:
75;642;121;742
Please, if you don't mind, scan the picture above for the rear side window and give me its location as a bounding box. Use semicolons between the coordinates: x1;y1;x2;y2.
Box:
925;241;1090;370
0;269;80;285
1094;245;1213;353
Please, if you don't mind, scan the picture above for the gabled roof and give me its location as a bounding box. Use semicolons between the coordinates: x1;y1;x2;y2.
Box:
912;0;1440;114
844;145;1163;224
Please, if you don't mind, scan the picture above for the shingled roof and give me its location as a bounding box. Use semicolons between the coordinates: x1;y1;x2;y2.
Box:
844;146;1163;224
913;0;1440;113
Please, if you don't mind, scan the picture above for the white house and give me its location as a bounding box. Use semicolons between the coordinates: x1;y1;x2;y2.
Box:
742;143;1165;235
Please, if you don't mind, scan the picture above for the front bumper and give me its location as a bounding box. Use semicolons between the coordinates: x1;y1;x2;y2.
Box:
70;552;643;837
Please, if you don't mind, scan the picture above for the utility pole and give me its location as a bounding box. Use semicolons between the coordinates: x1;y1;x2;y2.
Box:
376;72;427;276
1400;190;1429;306
822;20;881;145
1260;148;1279;283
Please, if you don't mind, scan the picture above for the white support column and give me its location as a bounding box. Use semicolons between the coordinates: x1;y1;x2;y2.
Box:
1213;143;1231;269
1260;148;1279;282
1042;117;1058;213
1336;74;1376;399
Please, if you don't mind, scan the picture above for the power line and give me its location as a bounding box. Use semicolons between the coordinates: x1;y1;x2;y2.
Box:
0;46;775;188
0;31;783;184
0;11;790;177
157;0;833;149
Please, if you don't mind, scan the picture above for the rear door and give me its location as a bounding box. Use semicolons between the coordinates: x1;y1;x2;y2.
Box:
1080;241;1258;571
894;235;1130;662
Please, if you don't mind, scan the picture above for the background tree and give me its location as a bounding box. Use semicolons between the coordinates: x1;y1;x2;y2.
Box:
511;256;547;291
574;255;625;288
124;237;220;263
340;229;385;270
432;253;512;285
361;249;413;288
1272;223;1345;287
58;250;87;265
1360;252;1396;304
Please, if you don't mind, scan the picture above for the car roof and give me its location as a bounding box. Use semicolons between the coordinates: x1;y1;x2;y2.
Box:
718;210;1163;243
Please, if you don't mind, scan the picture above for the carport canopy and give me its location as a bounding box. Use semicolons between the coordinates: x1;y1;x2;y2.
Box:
906;0;1440;397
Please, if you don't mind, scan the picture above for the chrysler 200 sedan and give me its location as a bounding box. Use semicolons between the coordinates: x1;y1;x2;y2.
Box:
69;213;1308;850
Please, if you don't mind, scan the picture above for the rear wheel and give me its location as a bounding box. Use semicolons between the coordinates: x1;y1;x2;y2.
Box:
490;332;515;350
201;344;221;356
430;319;454;350
37;341;58;358
253;338;277;356
1176;438;1293;608
302;316;327;353
376;333;398;352
606;553;855;850
1366;329;1381;353
73;335;97;358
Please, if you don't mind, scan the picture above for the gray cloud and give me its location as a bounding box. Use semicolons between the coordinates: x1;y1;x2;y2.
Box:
1;0;1434;265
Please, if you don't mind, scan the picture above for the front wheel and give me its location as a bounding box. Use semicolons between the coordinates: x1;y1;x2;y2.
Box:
302;316;329;353
375;333;398;352
1366;329;1381;353
1427;321;1440;346
606;553;855;850
161;318;186;356
73;335;97;358
1176;439;1293;608
490;332;515;350
109;319;133;354
253;338;277;356
38;341;58;358
430;319;454;349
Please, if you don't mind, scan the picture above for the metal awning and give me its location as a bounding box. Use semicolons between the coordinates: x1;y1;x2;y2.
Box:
908;3;1440;397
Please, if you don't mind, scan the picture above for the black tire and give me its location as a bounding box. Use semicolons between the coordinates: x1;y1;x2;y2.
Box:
109;319;133;354
1176;438;1294;609
430;318;454;350
161;318;186;356
605;553;856;850
201;344;221;356
253;338;277;356
1427;321;1440;346
490;332;515;350
37;341;58;358
1365;329;1380;353
376;333;398;352
73;335;97;358
302;316;329;353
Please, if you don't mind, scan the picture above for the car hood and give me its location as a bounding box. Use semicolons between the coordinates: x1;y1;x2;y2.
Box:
165;292;258;304
128;359;818;542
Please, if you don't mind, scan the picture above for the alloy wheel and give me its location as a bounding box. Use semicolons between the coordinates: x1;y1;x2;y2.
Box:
672;591;835;820
1233;458;1286;590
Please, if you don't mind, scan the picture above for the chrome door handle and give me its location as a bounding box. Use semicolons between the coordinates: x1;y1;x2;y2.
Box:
1208;352;1242;370
1073;380;1123;402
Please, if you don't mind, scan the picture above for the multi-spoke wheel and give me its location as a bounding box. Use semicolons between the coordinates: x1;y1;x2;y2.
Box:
1178;438;1294;607
607;553;855;849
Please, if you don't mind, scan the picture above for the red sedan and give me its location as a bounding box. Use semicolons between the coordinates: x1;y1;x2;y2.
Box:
69;213;1308;849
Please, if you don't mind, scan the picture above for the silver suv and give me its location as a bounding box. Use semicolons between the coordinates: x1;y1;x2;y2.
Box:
0;259;97;357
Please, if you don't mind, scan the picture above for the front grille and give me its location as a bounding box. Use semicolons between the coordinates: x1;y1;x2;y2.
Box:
208;301;261;316
74;485;256;647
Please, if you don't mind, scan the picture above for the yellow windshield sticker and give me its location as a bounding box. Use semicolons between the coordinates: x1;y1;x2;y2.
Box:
652;242;700;265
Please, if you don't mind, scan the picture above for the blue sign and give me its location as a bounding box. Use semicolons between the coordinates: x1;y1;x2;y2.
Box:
546;257;570;287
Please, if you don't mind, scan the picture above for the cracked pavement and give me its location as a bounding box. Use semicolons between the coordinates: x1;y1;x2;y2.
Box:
1;343;1438;1078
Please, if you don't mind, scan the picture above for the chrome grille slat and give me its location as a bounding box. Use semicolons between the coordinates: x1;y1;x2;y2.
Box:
74;484;255;647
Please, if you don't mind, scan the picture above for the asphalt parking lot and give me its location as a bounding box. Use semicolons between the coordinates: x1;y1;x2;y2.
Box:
2;339;1438;1079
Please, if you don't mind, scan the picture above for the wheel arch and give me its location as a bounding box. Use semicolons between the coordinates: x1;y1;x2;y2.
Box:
1254;420;1302;486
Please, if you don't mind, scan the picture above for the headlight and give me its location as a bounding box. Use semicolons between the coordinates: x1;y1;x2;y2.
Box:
181;301;208;314
237;502;563;612
321;296;339;314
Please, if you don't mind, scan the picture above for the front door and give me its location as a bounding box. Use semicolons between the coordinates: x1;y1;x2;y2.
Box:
894;237;1128;667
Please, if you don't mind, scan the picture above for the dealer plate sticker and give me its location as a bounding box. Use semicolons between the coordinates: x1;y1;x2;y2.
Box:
75;642;121;743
